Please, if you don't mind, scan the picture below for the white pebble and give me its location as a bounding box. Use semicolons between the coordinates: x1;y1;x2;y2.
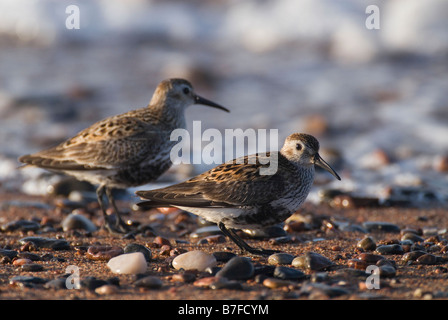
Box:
107;252;147;274
172;250;217;272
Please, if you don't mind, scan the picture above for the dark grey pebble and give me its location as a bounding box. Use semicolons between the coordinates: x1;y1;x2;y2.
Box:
133;275;163;289
310;272;329;283
205;266;221;276
301;282;350;298
10;275;47;287
0;248;18;259
62;213;97;232
216;257;254;280
402;250;427;262
269;235;294;245
124;243;152;262
17;252;41;261
243;225;286;239
375;244;404;255
254;265;276;277
21;264;44;272
292;252;335;271
19;237;71;250
416;253;439;265
357;236;376;251
363;221;400;233
44;278;67;290
339;224;368;233
81;277;108;291
379;265;396;278
401;232;425;243
1;219;40;232
274;266;306;280
212;251;237;262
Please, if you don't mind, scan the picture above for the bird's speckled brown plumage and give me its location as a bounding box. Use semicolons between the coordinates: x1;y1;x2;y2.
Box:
137;133;340;255
19;78;229;233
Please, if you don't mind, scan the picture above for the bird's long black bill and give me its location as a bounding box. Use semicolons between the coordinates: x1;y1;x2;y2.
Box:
314;153;341;180
195;95;230;112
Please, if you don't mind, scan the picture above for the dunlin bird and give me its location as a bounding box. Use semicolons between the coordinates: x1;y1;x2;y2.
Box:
136;133;341;255
19;78;229;233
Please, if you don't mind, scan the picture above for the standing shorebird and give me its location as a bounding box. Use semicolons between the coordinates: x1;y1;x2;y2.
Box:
136;133;341;255
19;78;229;233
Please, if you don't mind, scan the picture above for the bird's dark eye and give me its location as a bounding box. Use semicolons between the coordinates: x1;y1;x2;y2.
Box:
183;87;190;95
296;143;303;151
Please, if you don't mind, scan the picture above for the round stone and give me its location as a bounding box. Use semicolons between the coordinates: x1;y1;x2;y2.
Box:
216;257;254;280
172;250;217;272
292;252;334;271
107;252;147;274
62;213;97;232
267;253;295;265
357;236;377;251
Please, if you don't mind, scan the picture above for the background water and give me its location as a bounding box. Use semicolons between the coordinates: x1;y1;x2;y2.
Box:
0;0;447;206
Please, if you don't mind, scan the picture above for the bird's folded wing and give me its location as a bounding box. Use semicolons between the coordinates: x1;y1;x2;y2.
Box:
19;117;165;170
137;153;287;208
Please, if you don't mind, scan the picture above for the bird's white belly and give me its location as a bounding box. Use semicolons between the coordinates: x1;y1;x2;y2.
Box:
177;206;245;225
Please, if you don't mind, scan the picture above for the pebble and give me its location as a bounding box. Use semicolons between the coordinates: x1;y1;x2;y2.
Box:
0;248;18;259
17;252;41;261
172;250;217;272
216;257;254;280
301;283;350;298
379;265;397;278
401;232;425;243
13;258;33;266
197;235;226;244
18;237;71;250
212;251;237;262
172;272;196;283
134;276;163;289
210;280;243;290
357;236;377;251
348;259;369;270
153;236;171;247
193;276;227;288
292;252;334;271
44;278;67;290
124;243;152;262
95;284;118;295
416;253;439;265
273;266;306;280
107;252;147;274
61;213;97;232
375;244;404;255
86;246;124;261
262;277;293;289
362;221;401;233
358;253;384;263
9;275;47;287
243;225;286;238
267;253;295;265
402;250;427;263
81;277;109;291
1;219;41;232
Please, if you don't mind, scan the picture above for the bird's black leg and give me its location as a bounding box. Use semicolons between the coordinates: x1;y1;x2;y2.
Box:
105;187;131;234
218;222;279;256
